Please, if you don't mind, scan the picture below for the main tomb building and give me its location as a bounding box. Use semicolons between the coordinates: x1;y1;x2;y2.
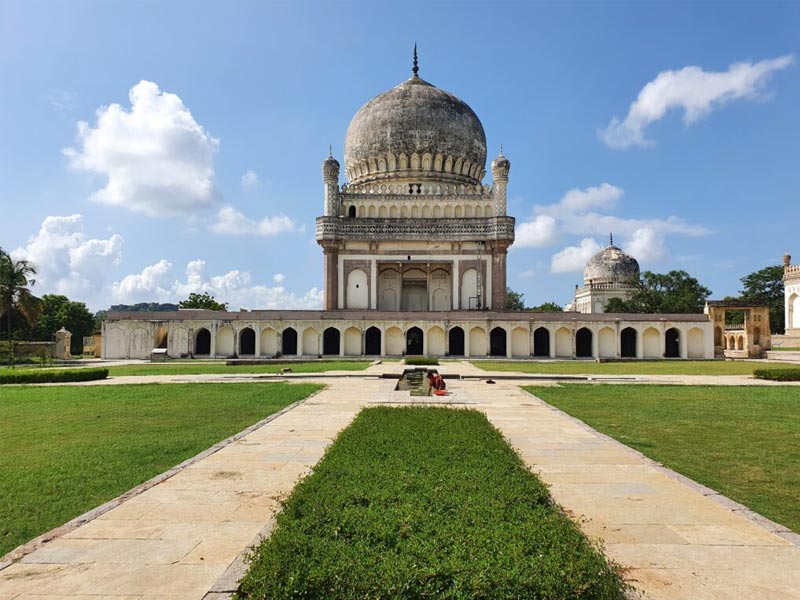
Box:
102;54;714;360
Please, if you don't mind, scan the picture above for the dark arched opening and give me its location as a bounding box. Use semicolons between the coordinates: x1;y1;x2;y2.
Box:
239;327;256;355
406;326;423;356
490;327;507;357
365;326;381;355
282;327;297;356
620;327;637;358
448;326;465;356
195;328;211;355
665;328;680;358
576;327;593;358
323;327;341;355
348;205;356;218
533;327;550;357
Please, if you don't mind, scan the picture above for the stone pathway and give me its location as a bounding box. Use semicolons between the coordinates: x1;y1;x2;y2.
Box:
2;366;800;599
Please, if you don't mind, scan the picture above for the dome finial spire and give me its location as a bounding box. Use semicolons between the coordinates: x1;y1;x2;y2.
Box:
328;144;333;158
610;232;614;246
412;43;419;77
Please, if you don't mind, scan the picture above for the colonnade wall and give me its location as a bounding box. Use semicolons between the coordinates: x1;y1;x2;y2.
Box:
102;314;713;360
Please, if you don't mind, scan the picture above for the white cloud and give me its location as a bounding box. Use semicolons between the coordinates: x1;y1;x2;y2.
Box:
515;215;559;248
63;80;220;217
11;214;123;298
624;226;667;263
273;273;286;284
211;205;297;236
551;238;602;273
111;259;322;309
241;170;260;190
600;55;795;149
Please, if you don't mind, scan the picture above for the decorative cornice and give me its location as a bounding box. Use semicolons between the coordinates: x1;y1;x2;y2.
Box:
315;216;515;242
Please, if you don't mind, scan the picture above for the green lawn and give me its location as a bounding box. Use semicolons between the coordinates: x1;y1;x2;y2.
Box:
526;384;800;532
238;407;626;599
106;360;372;376
0;382;322;557
472;359;778;376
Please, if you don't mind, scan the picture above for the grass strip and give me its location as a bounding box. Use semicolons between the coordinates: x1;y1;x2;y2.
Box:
0;367;108;384
238;406;626;599
473;359;783;376
106;360;371;376
0;382;322;557
526;384;800;532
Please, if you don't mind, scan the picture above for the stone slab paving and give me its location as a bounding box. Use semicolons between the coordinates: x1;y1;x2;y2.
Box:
3;365;800;599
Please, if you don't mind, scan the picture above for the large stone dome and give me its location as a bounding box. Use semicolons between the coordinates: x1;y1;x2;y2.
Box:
344;74;487;187
584;243;640;285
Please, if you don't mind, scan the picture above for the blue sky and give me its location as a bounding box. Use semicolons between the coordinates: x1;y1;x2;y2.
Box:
1;1;798;311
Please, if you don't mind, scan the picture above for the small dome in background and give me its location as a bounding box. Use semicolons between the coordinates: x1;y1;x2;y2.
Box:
584;240;640;285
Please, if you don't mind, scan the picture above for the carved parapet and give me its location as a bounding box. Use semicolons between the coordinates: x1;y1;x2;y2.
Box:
316;216;515;243
341;182;491;198
785;264;800;281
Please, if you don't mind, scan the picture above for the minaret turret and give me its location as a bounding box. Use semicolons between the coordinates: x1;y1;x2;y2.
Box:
322;147;340;217
491;146;510;216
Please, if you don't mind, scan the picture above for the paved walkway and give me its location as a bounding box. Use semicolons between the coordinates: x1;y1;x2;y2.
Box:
2;366;800;599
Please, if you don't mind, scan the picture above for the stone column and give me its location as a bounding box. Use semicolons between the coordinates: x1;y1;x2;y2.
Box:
370;260;378;309
636;326;643;359
549;326;556;359
506;328;512;358
491;244;509;310
255;326;261;357
322;243;339;310
591;327;599;358
452;259;460;309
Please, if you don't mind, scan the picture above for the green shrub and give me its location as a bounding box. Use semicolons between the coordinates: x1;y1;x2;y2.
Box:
0;367;109;385
238;407;626;599
754;368;800;381
404;356;439;365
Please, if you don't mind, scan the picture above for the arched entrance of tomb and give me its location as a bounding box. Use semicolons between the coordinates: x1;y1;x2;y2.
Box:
665;328;680;358
620;327;637;358
239;327;256;355
490;327;507;357
346;270;368;309
195;328;211;355
348;205;356;218
643;327;661;358
401;269;428;311
365;326;381;355
555;327;571;358
154;326;168;349
511;327;529;357
576;328;593;358
344;327;361;356
281;328;297;356
688;327;705;358
448;326;465;356
323;327;341;355
216;326;234;357
790;293;800;329
406;327;423;355
533;327;550;357
427;326;445;355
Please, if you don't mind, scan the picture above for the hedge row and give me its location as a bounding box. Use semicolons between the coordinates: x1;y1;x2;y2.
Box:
0;368;109;385
404;356;439;366
753;368;800;382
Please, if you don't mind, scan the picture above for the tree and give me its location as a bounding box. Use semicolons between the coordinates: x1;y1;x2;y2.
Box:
529;301;563;312
604;270;711;314
738;265;785;334
179;292;228;311
0;249;42;366
31;295;96;355
505;287;526;311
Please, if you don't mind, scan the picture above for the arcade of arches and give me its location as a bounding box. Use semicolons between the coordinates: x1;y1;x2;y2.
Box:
102;315;712;359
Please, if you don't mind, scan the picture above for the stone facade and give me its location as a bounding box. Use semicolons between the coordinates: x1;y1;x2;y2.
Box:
100;56;716;361
784;253;800;334
705;301;771;358
102;310;713;360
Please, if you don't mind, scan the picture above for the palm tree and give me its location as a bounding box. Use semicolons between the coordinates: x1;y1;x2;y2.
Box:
0;248;42;367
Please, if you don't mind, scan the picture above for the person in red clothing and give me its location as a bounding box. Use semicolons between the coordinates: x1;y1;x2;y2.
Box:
427;371;446;392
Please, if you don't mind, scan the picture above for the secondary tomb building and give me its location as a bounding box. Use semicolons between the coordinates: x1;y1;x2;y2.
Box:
102;55;714;360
